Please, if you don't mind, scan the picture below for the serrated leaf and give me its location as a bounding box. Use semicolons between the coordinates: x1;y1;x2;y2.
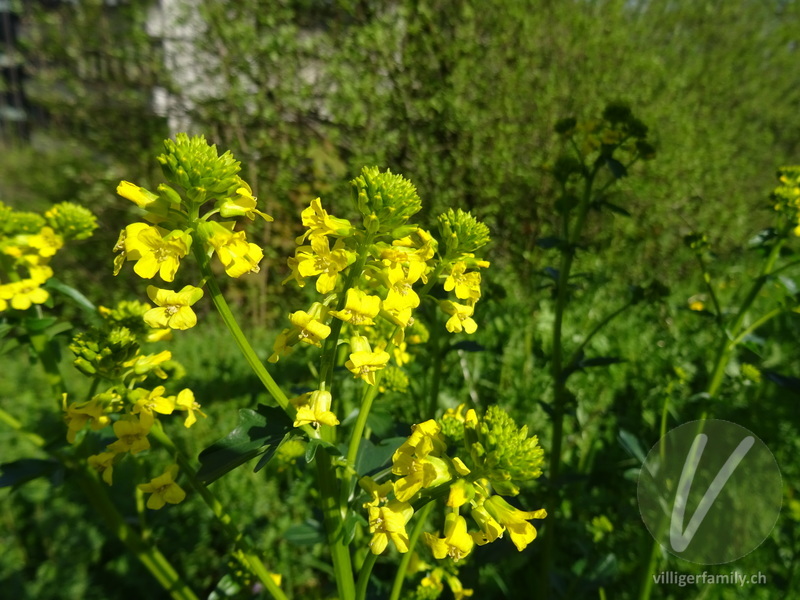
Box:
618;429;647;464
197;404;293;483
355;437;406;477
284;519;325;546
0;458;59;488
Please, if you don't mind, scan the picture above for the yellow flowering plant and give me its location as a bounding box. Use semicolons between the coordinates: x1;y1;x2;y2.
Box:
1;134;547;600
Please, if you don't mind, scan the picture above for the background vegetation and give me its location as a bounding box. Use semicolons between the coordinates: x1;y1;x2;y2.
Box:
1;0;799;598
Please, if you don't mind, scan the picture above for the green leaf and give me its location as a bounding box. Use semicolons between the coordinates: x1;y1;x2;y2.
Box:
599;200;631;217
0;458;60;489
284;519;325;546
208;574;242;600
304;438;342;464
355;437;406;477
23;316;58;332
604;157;628;179
618;429;647;464
197;404;293;483
579;356;626;368
535;236;565;249
342;510;367;545
764;370;800;394
44;278;97;315
366;406;394;438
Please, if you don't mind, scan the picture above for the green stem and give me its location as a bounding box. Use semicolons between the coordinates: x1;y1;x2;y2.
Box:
706;239;785;398
150;425;288;600
540;167;597;599
694;253;725;330
317;451;356;599
355;553;378;600
388;502;434;600
565;300;633;369
729;307;783;347
193;246;311;436
75;469;199;600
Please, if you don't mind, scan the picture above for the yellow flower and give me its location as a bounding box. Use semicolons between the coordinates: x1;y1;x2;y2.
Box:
392;453;450;502
2;279;49;310
64;399;111;443
116;223;190;282
131;386;176;426
218;179;274;222
444;261;482;302
470;504;505;545
424;512;474;562
25;227;63;258
144;285;204;330
108;415;152;454
87;452;117;485
138;465;187;509
28;264;54;284
175;389;205;428
289;309;331;347
483;496;547;552
329;288;382;326
359;476;394;507
291;390;339;428
295;236;351;294
447;479;475;508
117;181;159;209
383;262;426;312
345;336;390;385
206;226;264;277
393;419;446;460
296;198;352;243
445;573;474;600
130;350;173;379
441;301;478;334
368;500;414;554
689;300;705;311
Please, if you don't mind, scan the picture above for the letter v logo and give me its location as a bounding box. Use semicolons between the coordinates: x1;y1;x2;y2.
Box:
669;433;755;552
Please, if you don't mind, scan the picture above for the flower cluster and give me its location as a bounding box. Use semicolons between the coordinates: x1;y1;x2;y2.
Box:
0;201;96;312
360;405;546;561
64;299;200;508
771;166;800;236
552;103;656;189
113;134;271;330
273;167;490;427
